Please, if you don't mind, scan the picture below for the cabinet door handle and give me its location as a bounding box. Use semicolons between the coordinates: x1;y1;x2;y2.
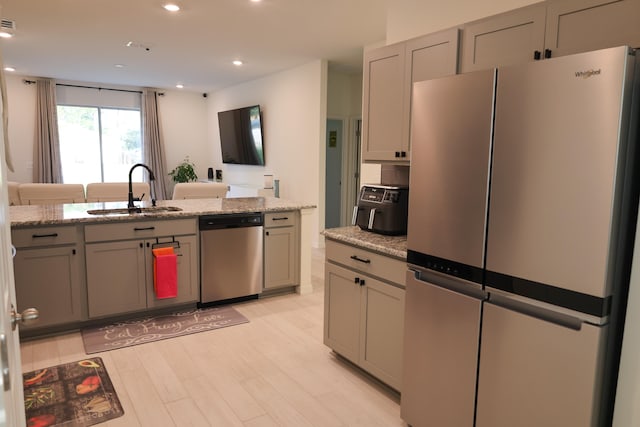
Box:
266;231;270;236
350;255;371;264
534;50;542;60
401;151;407;158
395;151;400;158
32;233;58;238
272;217;289;221
544;49;552;59
359;279;366;286
354;277;360;284
139;242;144;248
134;227;155;231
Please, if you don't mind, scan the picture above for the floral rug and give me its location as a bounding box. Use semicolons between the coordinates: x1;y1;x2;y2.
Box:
23;357;123;427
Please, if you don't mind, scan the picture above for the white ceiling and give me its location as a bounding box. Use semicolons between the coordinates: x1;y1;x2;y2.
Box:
0;0;388;93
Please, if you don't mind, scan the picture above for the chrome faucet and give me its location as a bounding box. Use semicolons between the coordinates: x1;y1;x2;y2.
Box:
128;163;157;210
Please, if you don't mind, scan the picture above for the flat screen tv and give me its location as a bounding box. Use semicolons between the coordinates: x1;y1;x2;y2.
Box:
218;105;265;166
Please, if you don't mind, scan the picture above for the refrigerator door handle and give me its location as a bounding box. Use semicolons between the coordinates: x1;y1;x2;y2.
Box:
488;293;582;331
411;268;486;301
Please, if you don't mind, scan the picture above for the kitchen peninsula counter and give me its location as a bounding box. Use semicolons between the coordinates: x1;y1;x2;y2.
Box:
323;226;407;260
10;197;315;227
10;197;316;337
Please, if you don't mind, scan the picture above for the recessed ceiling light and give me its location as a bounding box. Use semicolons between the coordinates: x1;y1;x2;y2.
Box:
114;64;125;68
250;0;262;3
176;84;184;89
0;31;13;39
233;60;243;66
4;67;15;72
163;4;180;12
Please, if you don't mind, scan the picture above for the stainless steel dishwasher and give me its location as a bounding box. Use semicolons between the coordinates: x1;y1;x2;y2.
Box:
199;212;263;304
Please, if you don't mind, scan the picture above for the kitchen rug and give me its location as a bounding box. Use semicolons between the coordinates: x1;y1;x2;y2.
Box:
81;306;249;354
23;357;123;427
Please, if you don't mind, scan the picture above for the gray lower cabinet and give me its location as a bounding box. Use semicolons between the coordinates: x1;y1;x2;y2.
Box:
146;234;198;308
85;240;147;318
12;225;85;330
264;211;299;290
324;240;405;391
85;219;198;319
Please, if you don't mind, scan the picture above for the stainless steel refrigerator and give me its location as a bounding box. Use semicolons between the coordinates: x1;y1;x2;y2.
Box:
402;46;640;427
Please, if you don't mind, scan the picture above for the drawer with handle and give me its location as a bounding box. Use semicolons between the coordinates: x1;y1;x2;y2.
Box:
265;211;296;228
85;218;197;242
326;239;406;286
12;226;79;248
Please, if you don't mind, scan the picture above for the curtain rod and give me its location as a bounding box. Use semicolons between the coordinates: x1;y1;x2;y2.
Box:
23;80;165;96
56;83;142;94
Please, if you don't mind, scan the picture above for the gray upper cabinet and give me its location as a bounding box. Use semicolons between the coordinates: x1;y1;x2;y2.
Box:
545;0;640;58
460;2;547;73
362;28;459;164
461;0;640;73
362;43;407;163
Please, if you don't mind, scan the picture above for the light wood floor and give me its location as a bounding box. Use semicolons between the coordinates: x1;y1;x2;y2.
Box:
20;248;405;427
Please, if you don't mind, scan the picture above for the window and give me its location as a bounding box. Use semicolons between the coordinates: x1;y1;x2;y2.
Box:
56;85;143;185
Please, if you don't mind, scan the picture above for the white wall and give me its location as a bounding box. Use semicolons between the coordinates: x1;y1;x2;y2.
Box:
159;90;209;191
5;75;36;183
208;60;327;246
386;0;540;43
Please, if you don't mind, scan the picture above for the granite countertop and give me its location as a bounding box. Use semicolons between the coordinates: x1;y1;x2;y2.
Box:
10;197;316;227
323;226;407;260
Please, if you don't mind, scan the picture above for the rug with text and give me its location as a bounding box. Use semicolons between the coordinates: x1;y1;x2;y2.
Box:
81;305;249;354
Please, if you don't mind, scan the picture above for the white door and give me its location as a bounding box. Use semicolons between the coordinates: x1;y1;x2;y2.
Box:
0;46;27;425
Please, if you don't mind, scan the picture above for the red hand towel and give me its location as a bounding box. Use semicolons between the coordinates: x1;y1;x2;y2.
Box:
153;248;178;299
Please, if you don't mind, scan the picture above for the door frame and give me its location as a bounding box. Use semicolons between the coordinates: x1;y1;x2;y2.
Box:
326;116;361;228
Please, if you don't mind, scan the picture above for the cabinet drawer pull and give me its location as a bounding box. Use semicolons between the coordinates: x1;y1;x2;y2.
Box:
350;255;371;264
32;233;58;238
272;217;289;221
133;227;155;231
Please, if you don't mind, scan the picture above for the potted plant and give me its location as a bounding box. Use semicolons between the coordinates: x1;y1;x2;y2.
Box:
168;157;198;183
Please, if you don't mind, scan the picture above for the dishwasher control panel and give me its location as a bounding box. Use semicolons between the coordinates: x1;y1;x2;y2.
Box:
199;212;264;230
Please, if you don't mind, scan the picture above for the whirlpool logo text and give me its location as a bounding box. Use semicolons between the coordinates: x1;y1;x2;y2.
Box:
575;69;602;78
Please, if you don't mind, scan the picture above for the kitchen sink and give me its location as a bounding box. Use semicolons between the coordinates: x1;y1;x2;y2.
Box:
86;206;183;215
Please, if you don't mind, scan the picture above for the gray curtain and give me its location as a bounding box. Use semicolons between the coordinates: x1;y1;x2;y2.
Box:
33;78;62;183
142;88;169;200
0;50;13;172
